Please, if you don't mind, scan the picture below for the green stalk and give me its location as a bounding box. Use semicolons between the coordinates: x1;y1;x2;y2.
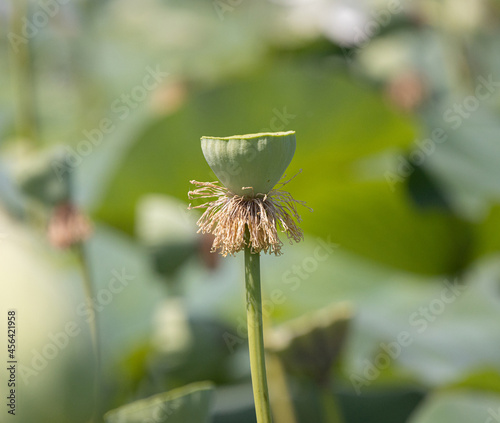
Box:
320;386;344;423
267;352;297;423
9;0;38;143
75;243;100;423
245;243;272;423
76;244;100;367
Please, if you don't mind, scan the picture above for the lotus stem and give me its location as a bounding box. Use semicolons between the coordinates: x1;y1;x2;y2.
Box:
245;239;272;423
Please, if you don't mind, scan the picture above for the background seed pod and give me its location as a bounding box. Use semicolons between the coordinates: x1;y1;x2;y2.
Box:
266;302;353;386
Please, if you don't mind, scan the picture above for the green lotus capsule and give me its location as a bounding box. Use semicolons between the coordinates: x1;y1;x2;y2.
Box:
201;131;296;196
189;129;308;257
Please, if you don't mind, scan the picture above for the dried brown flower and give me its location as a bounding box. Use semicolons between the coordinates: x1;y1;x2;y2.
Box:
188;176;310;257
48;202;93;249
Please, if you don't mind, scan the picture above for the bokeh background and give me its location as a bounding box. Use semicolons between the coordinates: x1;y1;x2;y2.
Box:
2;0;500;422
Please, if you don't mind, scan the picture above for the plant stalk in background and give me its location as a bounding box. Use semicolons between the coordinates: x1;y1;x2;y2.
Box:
48;201;97;422
9;0;38;143
76;243;100;423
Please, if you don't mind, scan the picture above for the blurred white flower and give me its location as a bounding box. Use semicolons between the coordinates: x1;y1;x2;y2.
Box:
273;0;406;48
320;2;370;46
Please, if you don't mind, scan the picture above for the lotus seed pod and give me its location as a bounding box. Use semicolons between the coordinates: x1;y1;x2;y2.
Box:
201;131;296;196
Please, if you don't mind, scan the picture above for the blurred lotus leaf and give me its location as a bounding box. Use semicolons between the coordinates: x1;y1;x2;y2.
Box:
104;381;215;423
135;194;199;277
408;390;500;423
148;316;236;387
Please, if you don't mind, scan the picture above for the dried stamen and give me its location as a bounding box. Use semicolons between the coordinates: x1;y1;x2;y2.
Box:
188;179;311;257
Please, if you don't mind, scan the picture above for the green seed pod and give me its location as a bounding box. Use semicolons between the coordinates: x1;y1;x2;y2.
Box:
201;131;296;196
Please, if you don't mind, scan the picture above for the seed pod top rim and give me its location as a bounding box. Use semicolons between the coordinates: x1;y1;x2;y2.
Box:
200;131;296;196
201;130;295;141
